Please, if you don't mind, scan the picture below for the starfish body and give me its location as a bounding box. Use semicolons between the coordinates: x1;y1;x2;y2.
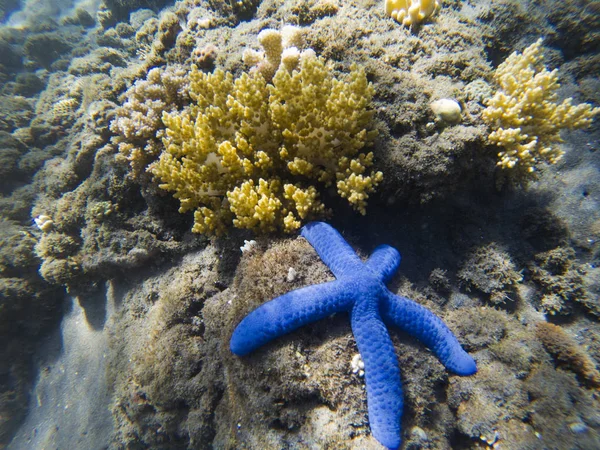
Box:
230;222;477;449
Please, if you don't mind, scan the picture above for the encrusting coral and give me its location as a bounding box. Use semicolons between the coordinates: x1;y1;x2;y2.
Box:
150;52;381;235
529;247;592;317
482;39;599;178
536;322;600;387
458;243;522;305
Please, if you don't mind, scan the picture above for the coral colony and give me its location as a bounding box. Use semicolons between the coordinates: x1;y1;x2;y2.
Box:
483;39;599;177
111;29;600;236
231;222;477;449
148;27;382;235
385;0;440;26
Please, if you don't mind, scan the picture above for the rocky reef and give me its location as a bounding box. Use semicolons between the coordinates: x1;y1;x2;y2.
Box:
0;0;598;449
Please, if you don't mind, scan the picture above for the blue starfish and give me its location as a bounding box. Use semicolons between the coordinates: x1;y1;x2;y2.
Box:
230;222;477;449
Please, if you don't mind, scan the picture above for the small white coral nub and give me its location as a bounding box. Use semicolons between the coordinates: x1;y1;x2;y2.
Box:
281;24;304;49
34;215;54;232
244;26;310;81
281;47;301;72
351;353;365;377
257;29;283;64
431;98;462;124
240;239;257;254
386;0;440;26
286;267;297;282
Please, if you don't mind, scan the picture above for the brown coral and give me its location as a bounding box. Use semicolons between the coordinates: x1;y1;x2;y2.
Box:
458;243;522;305
110;64;190;178
535;322;600;387
529;247;593;316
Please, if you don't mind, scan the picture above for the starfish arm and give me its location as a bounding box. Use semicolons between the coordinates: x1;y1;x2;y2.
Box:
230;280;355;356
381;292;477;376
364;244;401;283
351;297;403;450
300;222;364;278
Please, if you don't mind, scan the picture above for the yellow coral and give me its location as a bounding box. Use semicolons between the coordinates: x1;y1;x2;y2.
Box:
150;54;381;235
385;0;440;26
483;39;599;176
336;153;383;214
227;179;282;232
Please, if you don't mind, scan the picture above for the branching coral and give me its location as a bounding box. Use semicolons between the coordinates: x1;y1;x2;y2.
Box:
243;26;310;82
482;39;599;177
150;54;381;235
111;65;190;177
385;0;440;27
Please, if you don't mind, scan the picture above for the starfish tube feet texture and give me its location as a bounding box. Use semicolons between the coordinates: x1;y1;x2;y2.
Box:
351;287;403;449
364;244;402;282
300;221;365;277
381;291;477;376
230;221;477;449
230;280;355;355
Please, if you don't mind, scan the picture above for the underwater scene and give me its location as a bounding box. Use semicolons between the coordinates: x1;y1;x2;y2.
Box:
0;0;599;448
